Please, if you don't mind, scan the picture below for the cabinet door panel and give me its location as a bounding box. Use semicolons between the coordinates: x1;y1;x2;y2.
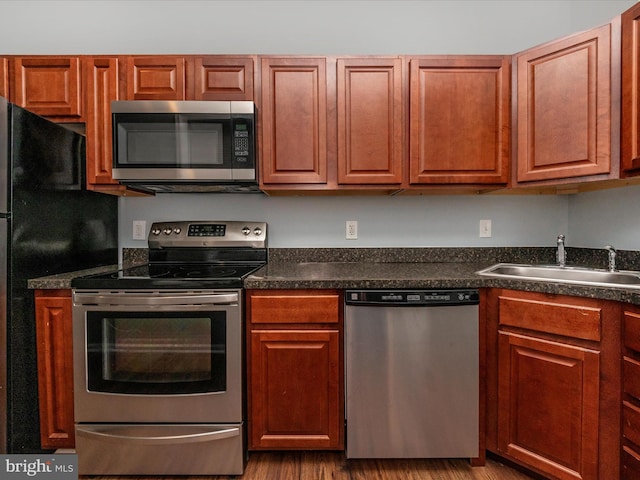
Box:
35;292;75;449
249;329;341;449
85;57;120;187
515;24;613;183
622;3;640;175
260;58;327;184
249;293;340;324
193;56;254;100
337;58;403;184
14;57;82;118
409;56;510;185
498;331;599;480
126;56;186;100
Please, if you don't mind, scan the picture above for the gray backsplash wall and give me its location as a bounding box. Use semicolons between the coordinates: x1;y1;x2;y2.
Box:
2;0;637;251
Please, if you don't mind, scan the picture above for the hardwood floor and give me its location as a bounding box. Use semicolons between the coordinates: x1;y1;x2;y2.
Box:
82;452;539;479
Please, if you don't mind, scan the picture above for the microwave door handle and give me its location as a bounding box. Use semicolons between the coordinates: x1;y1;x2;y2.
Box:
76;425;240;445
78;293;238;306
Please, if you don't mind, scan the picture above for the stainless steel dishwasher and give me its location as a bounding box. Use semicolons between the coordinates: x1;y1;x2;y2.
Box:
345;289;479;459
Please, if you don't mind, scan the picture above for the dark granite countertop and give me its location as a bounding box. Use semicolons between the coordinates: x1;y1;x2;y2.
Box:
27;247;640;305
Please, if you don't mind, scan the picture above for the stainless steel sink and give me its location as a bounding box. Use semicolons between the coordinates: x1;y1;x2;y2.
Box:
476;263;640;288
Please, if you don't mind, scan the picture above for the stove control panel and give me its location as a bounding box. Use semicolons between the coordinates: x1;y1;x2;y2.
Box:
149;221;267;248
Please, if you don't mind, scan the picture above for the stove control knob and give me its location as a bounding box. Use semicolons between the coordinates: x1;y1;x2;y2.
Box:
163;228;173;235
151;228;161;235
253;227;263;236
173;228;182;235
242;226;251;236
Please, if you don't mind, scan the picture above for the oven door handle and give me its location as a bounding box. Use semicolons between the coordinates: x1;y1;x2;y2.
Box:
75;425;240;445
78;293;239;306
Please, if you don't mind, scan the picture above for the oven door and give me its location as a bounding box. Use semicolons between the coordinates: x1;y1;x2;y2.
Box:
72;290;242;423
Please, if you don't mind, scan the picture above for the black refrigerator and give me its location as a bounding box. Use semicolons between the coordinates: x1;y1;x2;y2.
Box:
0;96;118;453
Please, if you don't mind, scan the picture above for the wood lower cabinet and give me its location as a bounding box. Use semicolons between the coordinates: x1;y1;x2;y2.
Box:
408;56;510;187
485;289;620;480
622;306;640;479
513;21;620;187
34;289;75;450
246;289;343;450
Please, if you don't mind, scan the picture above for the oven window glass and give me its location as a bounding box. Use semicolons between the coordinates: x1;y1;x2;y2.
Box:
86;311;226;394
115;114;231;167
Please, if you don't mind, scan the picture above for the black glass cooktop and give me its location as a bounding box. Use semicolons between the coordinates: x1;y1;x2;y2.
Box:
71;263;264;289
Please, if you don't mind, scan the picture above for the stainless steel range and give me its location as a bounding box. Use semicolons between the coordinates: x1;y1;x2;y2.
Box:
71;221;267;476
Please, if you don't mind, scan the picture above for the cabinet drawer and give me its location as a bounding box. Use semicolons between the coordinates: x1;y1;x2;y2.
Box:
624;401;640;447
625;356;640;400
498;295;601;341
623;446;640;480
249;293;340;324
625;311;640;352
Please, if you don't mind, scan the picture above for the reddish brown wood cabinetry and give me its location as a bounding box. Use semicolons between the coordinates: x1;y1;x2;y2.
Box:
485;289;620;480
0;57;7;98
34;290;75;450
622;3;640;176
84;56;126;193
513;23;619;187
409;56;510;186
622;306;640;479
11;56;83;120
260;57;329;186
246;289;343;450
337;57;403;185
125;56;186;100
192;56;254;100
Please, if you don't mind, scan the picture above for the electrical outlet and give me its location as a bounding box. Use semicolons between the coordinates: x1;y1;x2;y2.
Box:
133;220;147;240
479;219;492;238
346;220;358;240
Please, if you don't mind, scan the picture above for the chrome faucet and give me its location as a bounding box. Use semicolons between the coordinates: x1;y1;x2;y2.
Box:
605;245;617;272
556;234;566;267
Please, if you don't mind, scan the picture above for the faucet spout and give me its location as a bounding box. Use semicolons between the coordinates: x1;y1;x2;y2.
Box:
556;234;566;267
605;245;617;272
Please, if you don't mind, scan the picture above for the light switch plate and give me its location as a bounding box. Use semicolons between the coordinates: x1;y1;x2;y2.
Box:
133;220;147;240
479;219;492;238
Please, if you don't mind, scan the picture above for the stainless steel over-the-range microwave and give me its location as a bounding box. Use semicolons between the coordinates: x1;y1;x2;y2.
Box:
111;100;257;193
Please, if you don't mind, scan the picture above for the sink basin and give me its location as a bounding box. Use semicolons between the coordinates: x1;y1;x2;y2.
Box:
476;263;640;289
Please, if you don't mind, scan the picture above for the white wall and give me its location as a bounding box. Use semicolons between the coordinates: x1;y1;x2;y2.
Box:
1;0;636;249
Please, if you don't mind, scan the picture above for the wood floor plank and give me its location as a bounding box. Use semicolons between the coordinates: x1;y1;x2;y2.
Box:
80;452;537;480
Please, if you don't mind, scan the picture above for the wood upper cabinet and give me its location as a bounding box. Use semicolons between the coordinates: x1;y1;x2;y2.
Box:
12;56;83;120
513;22;619;186
35;290;75;450
0;57;7;98
409;56;510;185
622;3;640;176
337;57;403;185
84;56;122;190
259;57;328;186
125;55;255;101
246;289;343;450
192;56;254;100
125;56;187;100
485;289;621;480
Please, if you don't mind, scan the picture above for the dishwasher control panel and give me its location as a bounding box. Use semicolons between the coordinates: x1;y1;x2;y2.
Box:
345;289;479;306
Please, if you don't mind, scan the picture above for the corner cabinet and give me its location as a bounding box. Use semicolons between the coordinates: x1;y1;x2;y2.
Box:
34;289;75;450
513;21;620;188
246;289;344;450
485;289;621;480
408;56;510;188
